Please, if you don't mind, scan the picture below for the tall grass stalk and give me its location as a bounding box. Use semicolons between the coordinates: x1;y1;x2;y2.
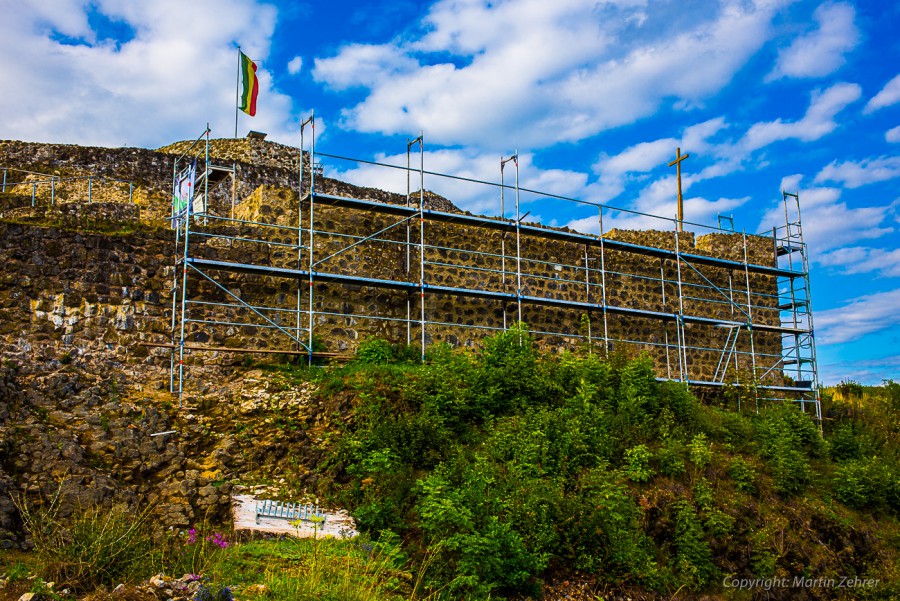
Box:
13;487;157;592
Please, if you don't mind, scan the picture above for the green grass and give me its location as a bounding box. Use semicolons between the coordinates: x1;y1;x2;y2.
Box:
201;536;414;601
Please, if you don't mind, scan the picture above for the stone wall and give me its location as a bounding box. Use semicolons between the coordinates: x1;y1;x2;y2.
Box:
175;195;782;384
0;139;785;387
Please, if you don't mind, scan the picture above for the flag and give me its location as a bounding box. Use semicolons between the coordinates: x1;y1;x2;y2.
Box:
239;51;259;116
174;159;196;215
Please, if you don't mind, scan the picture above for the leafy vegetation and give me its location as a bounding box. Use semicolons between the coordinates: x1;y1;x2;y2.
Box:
10;332;900;599
308;328;900;598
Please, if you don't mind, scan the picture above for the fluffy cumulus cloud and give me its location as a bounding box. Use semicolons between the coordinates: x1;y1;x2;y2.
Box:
815;156;900;188
864;74;900;114
757;174;894;255
740;83;861;152
767;2;858;80
328;147;589;216
313;0;789;149
818;246;900;278
286;55;303;75
887;126;900;143
816;288;900;345
0;0;298;146
591;117;730;202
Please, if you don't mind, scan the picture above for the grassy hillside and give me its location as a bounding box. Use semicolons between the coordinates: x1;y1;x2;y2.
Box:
304;328;900;599
4;329;900;600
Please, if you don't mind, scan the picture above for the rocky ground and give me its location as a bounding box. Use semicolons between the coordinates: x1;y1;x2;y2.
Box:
0;352;354;550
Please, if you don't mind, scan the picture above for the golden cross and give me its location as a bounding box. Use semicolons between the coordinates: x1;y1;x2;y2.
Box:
668;147;690;232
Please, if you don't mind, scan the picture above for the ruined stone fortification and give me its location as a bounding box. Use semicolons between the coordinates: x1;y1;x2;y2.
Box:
0;138;782;382
0;137;787;543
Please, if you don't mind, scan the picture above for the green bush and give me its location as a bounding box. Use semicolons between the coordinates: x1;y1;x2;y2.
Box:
828;422;864;461
756;404;824;496
354;338;396;364
415;467;549;597
831;457;898;511
658;439;687;477
323;335;900;597
672;500;716;590
688;433;712;470
561;467;659;584
624;444;654;482
727;456;757;494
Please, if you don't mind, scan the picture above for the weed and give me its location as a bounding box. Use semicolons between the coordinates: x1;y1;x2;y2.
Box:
14;490;156;592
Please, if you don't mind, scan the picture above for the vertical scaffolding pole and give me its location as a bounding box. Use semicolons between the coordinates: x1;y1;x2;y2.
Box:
418;133;425;361
598;206;609;354
728;273;740;378
203;126;210;225
742;230;758;410
169;156;181;393
782;193;802;383
660;258;672;379
583;244;592;352
297;115;313;353
406;134;425;359
406;142;413;344
176;169;194;404
307;112;316;365
501;153;517;329
674;226;687;381
513;152;522;328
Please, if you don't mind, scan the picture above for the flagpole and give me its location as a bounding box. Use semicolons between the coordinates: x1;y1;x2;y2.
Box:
234;45;241;139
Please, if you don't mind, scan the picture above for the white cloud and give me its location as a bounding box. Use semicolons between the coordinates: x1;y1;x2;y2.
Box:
758;176;893;255
313;0;788;149
767;2;858;81
565;179;748;234
591;117;730;201
741;83;861;151
864;74;900;114
287;55;303;75
816;288;900;345
0;0;301;147
820;354;900;385
887;126;900;143
327;147;589;216
815;156;900;189
818;246;900;278
314;43;418;90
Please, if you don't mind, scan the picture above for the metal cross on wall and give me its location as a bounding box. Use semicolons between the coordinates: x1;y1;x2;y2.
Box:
668;147;690;232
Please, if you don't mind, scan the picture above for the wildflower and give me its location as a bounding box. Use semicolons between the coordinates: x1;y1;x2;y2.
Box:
206;532;229;549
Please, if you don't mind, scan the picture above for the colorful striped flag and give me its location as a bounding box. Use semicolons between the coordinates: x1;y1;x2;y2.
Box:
239;51;259;116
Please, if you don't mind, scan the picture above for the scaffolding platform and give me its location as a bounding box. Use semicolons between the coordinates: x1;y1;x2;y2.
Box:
164;123;821;420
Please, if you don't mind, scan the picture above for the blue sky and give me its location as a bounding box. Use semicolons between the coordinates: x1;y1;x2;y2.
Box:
2;0;898;385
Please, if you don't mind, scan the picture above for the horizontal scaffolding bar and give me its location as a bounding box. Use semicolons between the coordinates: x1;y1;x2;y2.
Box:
185;257;809;336
307;192;804;279
139;341;349;358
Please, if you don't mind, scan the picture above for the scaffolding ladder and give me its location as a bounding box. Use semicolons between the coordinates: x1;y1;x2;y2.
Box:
772;191;821;419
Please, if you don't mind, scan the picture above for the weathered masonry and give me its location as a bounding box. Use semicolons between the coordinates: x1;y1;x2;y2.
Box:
164;127;820;417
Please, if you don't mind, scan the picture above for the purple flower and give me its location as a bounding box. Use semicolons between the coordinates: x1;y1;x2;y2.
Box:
205;532;228;549
187;528;197;544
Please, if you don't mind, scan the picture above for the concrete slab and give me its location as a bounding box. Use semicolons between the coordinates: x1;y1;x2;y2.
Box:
231;494;359;539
